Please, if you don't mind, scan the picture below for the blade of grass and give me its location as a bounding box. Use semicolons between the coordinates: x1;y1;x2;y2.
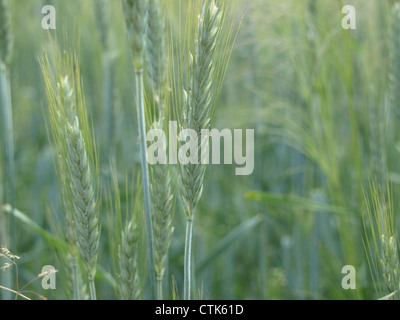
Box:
246;191;360;216
197;215;263;274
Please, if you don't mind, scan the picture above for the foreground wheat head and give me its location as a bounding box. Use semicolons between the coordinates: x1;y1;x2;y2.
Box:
171;0;238;300
178;0;223;220
40;45;100;299
65;114;99;278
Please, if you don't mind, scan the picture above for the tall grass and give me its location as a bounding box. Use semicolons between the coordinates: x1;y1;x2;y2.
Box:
3;0;400;300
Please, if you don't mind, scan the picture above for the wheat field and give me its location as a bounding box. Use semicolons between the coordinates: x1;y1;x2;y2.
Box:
0;0;399;300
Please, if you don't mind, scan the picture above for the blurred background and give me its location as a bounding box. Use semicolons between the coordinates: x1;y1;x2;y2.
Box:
0;0;398;300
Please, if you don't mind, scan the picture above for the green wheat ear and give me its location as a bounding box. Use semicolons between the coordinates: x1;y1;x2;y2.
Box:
170;0;239;300
40;43;101;300
118;220;142;300
0;0;13;70
149;121;174;284
178;0;224;221
107;165;143;300
146;0;167;108
122;0;149;70
145;0;174;300
65;115;100;277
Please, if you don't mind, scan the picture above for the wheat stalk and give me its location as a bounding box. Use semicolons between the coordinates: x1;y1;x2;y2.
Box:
48;76;85;300
178;0;225;221
177;0;223;300
173;0;238;300
145;0;174;300
57;77;97;300
41;47;100;300
123;0;157;299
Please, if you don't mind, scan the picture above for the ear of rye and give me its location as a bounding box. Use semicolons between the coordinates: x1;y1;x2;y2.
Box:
178;0;224;220
146;0;174;299
40;47;100;299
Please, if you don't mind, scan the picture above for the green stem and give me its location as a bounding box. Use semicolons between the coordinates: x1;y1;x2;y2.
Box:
259;219;267;299
157;277;163;300
71;256;80;300
103;55;111;149
89;276;96;300
103;55;117;160
0;67;15;250
184;218;194;300
135;68;156;300
0;66;15;301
